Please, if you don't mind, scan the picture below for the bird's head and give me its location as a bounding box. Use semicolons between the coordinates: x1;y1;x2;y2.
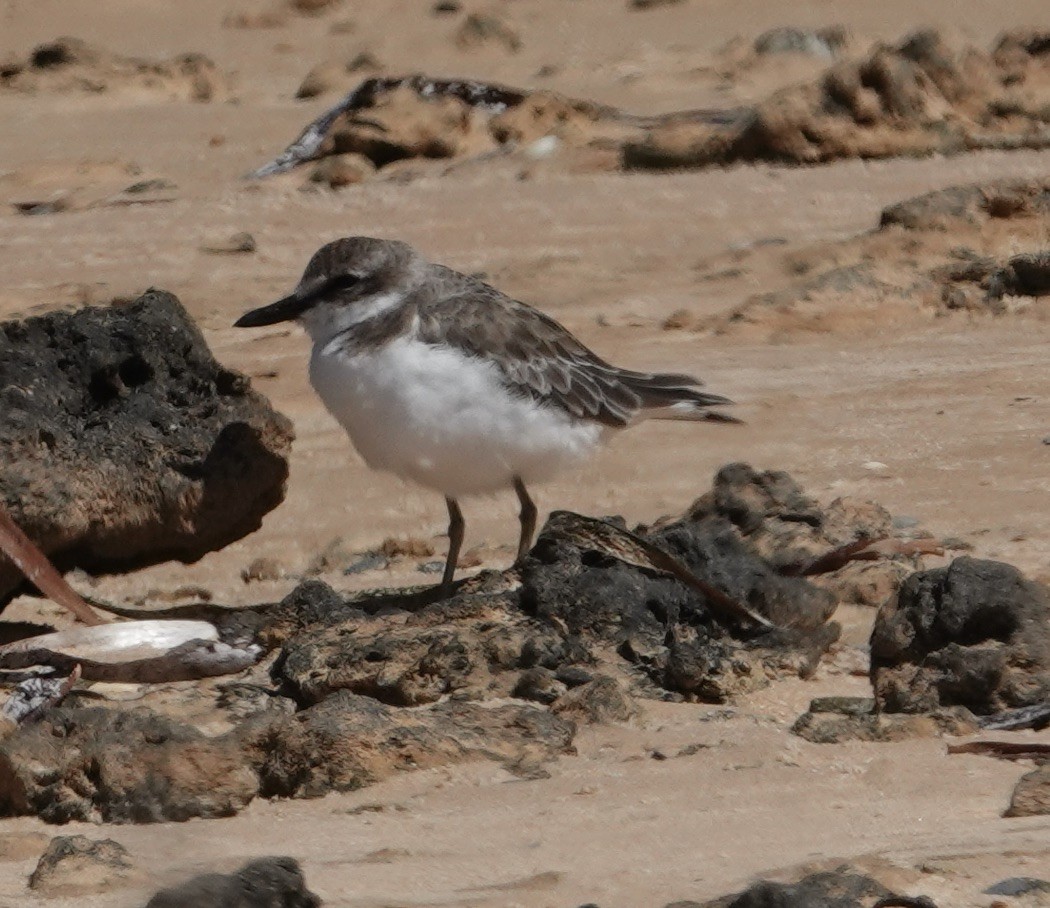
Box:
235;236;422;341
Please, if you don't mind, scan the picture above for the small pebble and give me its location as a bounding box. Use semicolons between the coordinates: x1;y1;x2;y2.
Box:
417;560;445;575
343;551;389;575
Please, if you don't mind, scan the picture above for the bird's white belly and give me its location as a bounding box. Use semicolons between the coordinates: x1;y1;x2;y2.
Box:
308;337;604;497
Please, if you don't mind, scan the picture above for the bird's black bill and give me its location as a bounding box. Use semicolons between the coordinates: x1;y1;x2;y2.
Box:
234;293;309;328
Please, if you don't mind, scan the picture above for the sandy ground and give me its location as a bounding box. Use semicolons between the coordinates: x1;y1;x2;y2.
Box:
1;1;1049;905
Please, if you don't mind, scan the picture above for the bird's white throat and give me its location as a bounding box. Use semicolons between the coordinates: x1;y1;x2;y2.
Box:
301;290;408;351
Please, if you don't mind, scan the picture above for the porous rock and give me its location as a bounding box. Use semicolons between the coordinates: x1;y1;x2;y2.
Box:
0;706;259;823
274;593;573;706
29;834;137;895
0;290;293;606
145;856;321;908
242;691;575;798
0;687;574;822
871;557;1050;713
692;868;905;907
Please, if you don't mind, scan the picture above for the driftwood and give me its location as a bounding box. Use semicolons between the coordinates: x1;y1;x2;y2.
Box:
247;74;743;178
947;740;1050;760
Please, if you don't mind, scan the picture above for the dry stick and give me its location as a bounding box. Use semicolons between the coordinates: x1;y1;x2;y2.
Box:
0;505;106;626
947;740;1050;760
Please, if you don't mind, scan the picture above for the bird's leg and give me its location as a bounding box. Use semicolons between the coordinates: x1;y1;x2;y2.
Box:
441;496;465;593
513;477;537;563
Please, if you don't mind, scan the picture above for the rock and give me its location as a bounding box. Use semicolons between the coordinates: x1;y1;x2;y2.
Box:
256;580;368;647
309;152;376;187
199;231;256;255
519;486;843;700
791;704;978;743
296;52;381;99
985;878;1050;898
242;556;284;583
0;706;259;823
551;676;639;724
753;26;848;58
145;856;321;908
871;557;1050;714
274;594;569;706
694;869;905;908
454;14;522;53
513;667;567;704
28;835;138;895
243;692;575;798
1005;765;1050;818
0;290;293;606
0;37;227;101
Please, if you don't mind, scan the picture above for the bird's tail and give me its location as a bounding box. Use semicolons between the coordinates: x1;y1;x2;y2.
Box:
621;371;742;424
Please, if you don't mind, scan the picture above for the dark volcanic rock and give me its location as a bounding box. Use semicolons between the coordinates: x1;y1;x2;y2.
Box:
871;557;1050;713
517;465;849;699
694;869;904;907
145;856;321;908
0;290;293;605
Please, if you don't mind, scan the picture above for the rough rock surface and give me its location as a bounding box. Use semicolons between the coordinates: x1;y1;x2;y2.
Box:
145;856;321;908
690;868;910;908
628;28;1050;169
0;37;227;100
0;689;573;823
1005;765;1050;818
0;466;924;823
871;557;1050;714
791;697;978;743
0;290;293;606
704;178;1050;338
28;834;137;895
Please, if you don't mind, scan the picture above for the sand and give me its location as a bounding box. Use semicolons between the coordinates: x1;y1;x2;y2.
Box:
0;1;1048;905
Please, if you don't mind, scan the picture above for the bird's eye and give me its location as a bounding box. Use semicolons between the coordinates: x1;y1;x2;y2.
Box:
326;273;360;293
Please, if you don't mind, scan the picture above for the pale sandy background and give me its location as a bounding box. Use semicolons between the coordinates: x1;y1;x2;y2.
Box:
0;1;1048;905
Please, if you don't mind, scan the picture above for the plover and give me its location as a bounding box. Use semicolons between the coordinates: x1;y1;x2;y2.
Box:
235;237;737;590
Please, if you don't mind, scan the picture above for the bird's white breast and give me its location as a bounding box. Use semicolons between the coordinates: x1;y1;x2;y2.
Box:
308;335;603;498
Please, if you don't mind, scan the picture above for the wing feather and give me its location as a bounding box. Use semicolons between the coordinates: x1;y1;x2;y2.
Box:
415;273;729;427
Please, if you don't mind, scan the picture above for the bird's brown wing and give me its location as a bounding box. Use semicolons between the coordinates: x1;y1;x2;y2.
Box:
416;277;729;428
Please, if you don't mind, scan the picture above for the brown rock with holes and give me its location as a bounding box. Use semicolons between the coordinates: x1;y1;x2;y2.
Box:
275;593;570;706
241;692;576;798
28;835;139;895
0;290;293;606
0;705;260;823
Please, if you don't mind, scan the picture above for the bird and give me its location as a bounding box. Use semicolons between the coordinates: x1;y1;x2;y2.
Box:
235;237;737;592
